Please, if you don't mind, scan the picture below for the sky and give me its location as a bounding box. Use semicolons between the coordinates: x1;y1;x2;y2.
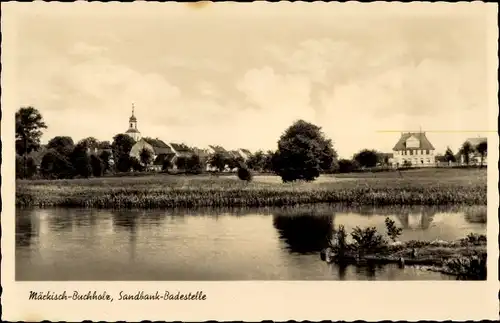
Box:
10;2;496;158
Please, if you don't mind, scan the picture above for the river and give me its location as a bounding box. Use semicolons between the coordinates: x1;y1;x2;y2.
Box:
15;204;486;281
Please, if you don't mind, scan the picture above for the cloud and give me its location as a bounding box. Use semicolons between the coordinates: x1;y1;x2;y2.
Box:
14;10;491;158
68;42;107;57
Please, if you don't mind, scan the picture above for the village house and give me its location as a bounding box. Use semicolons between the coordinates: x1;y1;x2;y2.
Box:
461;137;487;166
235;148;252;161
129;137;175;171
167;143;195;169
392;131;436;167
207;145;233;171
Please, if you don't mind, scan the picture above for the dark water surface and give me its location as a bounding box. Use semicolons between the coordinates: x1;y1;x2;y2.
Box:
16;205;486;281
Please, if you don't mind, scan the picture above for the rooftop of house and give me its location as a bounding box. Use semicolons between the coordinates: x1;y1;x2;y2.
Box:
239;148;252;155
170;143;193;153
208;145;228;154
142;138;174;155
392;132;435;151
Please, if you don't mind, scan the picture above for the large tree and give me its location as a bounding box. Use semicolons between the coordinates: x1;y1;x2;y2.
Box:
186;154;204;174
353;149;379;168
15;106;47;156
460;141;473;165
70;142;92;178
98;150;112;174
40;150;74;179
139;147;154;168
476;141;487;167
90;154;104;177
273;120;336;182
247;150;266;172
209;151;228;172
444;147;456;163
15;107;47;176
78;137;100;151
47;136;75;157
112;134;136;172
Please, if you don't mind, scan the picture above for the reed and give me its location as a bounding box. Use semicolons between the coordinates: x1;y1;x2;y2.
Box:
16;169;487;209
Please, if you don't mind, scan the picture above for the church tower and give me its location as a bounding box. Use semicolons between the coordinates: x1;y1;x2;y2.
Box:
125;103;142;141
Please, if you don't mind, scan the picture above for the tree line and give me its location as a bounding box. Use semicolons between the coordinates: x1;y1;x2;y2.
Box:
15;106;487;182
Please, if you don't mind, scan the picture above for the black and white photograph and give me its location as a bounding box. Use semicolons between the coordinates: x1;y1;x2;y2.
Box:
2;1;498;321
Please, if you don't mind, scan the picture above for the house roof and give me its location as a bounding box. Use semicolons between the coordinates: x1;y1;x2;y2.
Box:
208;145;227;154
142;138;174;155
239;148;252;155
465;137;487;147
392;132;435;151
191;147;210;157
229;150;242;159
170;143;193;153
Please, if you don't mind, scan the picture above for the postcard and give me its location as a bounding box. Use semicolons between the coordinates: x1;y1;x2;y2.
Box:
1;1;499;321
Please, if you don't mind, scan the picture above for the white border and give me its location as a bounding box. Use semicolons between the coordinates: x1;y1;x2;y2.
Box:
2;2;499;321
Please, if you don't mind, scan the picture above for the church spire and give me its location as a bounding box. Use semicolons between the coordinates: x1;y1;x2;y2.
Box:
125;102;141;141
129;103;137;123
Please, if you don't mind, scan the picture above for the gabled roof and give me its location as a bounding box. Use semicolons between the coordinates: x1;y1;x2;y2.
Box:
229;150;243;159
465;137;487;147
191;147;210;157
142;138;174;155
239;148;252;155
170;143;193;153
392;132;435;151
208;145;227;154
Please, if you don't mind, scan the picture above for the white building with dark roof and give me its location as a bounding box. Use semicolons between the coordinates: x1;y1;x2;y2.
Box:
392;131;436;167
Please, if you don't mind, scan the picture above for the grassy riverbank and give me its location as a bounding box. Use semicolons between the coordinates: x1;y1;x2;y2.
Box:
16;168;487;208
321;232;487;280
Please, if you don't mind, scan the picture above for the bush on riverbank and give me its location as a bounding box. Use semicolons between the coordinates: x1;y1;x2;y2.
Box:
323;222;487;279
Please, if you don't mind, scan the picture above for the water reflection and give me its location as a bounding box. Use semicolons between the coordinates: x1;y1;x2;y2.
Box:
272;210;333;254
15;204;486;281
16;210;37;247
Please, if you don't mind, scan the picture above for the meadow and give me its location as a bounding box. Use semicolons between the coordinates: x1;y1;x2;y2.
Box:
16;168;487;208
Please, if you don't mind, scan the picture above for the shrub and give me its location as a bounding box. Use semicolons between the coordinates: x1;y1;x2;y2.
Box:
237;166;253;182
385;217;403;242
337;159;359;173
330;225;349;257
460;233;487;246
444;252;486;280
351;226;387;253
